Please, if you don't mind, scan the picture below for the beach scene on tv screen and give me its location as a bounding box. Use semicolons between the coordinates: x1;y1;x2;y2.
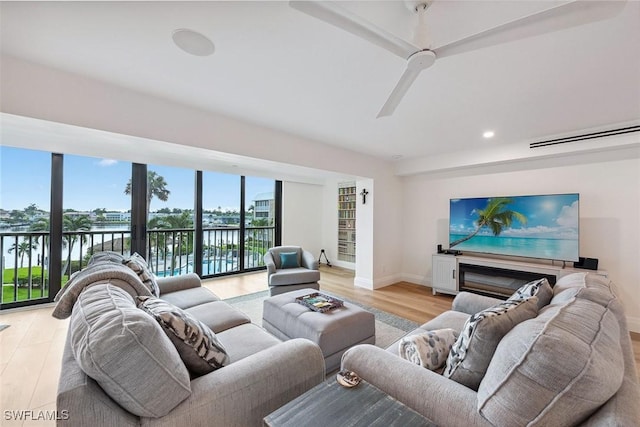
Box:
449;194;579;261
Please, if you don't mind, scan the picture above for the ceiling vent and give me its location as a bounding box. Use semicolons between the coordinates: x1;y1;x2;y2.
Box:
530;125;640;149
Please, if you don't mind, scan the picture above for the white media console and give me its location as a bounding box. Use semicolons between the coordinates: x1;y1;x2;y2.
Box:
431;253;607;298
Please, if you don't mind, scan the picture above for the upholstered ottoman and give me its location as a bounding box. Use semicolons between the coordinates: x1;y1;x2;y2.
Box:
262;288;375;372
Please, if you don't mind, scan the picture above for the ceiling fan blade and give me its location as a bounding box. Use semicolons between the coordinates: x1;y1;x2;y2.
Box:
290;0;419;59
433;0;627;59
377;67;422;118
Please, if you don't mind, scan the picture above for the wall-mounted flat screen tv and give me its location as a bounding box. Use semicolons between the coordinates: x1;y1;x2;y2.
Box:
449;193;579;262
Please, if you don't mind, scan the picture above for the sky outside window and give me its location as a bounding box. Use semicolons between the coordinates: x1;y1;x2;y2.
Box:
63;154;132;213
1;146;51;212
2;147;276;214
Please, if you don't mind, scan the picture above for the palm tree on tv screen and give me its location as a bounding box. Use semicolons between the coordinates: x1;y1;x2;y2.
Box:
450;197;527;248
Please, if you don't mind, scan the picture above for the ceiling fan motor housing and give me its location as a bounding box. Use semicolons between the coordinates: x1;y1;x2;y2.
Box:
405;1;433;13
407;50;436;70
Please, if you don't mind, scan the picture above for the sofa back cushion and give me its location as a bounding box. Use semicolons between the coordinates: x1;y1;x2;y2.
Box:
70;284;191;417
478;295;623;426
53;260;152;319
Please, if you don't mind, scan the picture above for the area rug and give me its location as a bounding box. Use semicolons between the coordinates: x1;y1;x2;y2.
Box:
224;290;419;350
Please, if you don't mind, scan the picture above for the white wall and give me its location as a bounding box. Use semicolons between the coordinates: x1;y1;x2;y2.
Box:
400;152;640;332
0;55;404;287
282;181;324;257
354;179;374;288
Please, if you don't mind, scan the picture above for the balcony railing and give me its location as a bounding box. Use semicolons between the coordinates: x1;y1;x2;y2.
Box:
0;232;49;304
1;226;274;305
149;226;274;277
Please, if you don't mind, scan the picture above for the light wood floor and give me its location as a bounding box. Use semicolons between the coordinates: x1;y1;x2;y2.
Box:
1;266;639;426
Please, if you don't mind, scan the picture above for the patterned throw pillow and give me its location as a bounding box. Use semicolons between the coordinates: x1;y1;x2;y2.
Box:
137;296;230;377
398;329;459;371
508;278;553;309
443;297;538;390
124;252;160;297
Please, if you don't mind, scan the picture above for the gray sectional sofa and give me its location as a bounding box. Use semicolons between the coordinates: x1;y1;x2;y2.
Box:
342;272;640;426
54;253;325;426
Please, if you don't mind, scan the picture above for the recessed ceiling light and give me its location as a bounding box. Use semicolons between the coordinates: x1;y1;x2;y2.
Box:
172;29;215;57
483;130;495;139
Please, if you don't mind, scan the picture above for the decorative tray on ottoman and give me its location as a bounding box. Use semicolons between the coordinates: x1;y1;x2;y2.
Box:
295;292;344;313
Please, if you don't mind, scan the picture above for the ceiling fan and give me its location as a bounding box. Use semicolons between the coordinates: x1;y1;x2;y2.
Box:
290;0;625;118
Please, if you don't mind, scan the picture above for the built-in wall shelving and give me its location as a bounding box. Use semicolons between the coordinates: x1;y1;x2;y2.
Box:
337;184;356;263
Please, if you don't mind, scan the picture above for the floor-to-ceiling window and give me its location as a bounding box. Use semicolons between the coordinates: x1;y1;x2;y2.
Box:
145;164;195;277
62;154;132;277
202;171;241;276
0;147;282;309
244;177;277;270
0;147;51;307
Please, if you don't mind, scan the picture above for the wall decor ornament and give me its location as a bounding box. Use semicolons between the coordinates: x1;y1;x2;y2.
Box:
360;189;369;204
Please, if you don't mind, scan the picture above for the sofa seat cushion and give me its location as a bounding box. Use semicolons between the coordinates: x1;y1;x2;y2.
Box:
216;323;282;363
268;267;320;286
70;284;191;418
161;286;220;310
137;296;230;378
444;297;538;390
478;296;624;426
185;300;252;333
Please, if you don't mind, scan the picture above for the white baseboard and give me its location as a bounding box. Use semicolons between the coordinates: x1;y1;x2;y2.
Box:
373;273;403;289
400;273;430;286
354;276;373;290
626;315;640;333
355;274;403;290
331;260;355;270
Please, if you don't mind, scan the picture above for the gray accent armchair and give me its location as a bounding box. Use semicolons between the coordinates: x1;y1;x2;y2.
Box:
264;246;320;296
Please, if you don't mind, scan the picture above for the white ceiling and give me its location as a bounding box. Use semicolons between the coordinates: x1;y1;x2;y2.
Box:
1;1;639;163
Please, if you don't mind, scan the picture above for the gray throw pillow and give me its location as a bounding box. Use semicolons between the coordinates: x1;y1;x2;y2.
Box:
508;278;553;309
124;252;160;297
70;284;191;417
443;297;538;390
137;296;230;377
398;329;458;371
